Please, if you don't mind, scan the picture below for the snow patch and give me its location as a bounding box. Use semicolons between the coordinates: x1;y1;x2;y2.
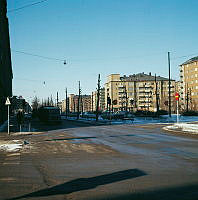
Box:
164;123;198;134
0;140;23;152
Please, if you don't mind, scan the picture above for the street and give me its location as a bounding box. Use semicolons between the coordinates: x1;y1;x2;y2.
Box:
0;119;198;200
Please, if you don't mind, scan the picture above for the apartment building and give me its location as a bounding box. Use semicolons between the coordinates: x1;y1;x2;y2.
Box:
92;88;105;112
61;98;69;114
105;73;176;112
69;94;92;113
180;56;198;111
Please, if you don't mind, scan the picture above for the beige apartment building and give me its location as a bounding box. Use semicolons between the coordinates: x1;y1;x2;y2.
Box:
92;88;105;112
68;94;92;113
180;56;198;111
105;73;176;112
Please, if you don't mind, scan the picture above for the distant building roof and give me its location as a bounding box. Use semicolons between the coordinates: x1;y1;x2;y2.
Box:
181;56;198;65
120;73;173;81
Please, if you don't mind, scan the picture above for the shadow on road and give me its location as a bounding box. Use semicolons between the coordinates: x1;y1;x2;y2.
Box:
30;118;121;132
7;169;146;200
90;183;198;200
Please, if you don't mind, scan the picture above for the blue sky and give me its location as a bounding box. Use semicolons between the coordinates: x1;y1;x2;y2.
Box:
7;0;198;103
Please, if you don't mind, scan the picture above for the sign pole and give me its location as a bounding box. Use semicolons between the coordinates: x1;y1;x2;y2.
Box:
5;97;11;135
175;92;179;124
8;104;10;135
177;100;179;124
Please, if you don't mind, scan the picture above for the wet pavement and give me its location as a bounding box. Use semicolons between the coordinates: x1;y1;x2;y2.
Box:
0;120;198;200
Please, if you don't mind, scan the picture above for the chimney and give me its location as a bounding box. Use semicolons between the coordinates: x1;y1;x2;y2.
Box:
149;72;151;76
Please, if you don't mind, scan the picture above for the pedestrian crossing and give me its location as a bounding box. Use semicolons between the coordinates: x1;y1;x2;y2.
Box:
3;152;21;165
0;152;20;185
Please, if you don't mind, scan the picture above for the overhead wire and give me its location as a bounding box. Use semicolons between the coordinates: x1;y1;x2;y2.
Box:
11;49;198;63
12;49;66;62
8;0;49;13
172;53;198;60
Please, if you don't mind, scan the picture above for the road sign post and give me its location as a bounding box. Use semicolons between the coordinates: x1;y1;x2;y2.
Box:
175;93;179;123
5;97;11;135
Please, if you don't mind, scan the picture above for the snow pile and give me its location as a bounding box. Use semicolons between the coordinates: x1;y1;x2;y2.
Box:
164;123;198;134
0;140;23;152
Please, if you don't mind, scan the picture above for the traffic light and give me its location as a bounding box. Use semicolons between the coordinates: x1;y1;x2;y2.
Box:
107;97;111;105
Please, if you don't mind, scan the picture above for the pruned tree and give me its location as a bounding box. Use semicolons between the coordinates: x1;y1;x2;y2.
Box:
31;96;40;110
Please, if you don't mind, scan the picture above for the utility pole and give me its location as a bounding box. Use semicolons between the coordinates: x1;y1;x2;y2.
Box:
91;92;93;112
65;88;68;117
168;52;171;117
73;97;75;112
155;74;159;114
96;74;101;122
186;83;189;112
50;95;53;106
124;85;128;111
77;81;81;120
134;81;137;110
56;91;59;107
81;96;83;116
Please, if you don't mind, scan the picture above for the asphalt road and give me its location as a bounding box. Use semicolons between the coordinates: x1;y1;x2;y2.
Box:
0;119;198;200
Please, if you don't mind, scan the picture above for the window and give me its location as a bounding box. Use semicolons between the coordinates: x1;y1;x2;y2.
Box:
129;92;133;96
128;87;133;91
128;82;133;86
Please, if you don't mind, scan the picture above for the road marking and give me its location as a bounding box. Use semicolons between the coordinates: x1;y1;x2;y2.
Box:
7;153;20;157
0;177;16;182
3;162;20;165
5;157;20;161
3;152;21;164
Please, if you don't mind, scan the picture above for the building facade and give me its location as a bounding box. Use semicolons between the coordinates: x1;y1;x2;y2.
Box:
0;0;13;124
180;56;198;111
69;94;92;113
105;73;176;112
92;88;105;112
61;98;69;114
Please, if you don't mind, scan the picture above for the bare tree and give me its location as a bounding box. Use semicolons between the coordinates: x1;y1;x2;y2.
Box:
31;96;40;110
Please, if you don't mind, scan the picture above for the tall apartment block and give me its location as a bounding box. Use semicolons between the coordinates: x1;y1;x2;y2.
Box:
105;73;176;112
180;57;198;111
92;88;105;112
0;0;13;124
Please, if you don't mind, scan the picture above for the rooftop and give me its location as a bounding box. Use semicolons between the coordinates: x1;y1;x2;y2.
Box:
120;73;173;81
181;56;198;65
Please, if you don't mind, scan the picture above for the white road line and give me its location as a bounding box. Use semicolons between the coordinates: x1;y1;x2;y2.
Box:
0;177;16;182
3;162;20;165
6;153;20;157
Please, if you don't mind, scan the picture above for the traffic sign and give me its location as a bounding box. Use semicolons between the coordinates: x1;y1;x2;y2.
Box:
5;97;11;105
175;92;179;101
